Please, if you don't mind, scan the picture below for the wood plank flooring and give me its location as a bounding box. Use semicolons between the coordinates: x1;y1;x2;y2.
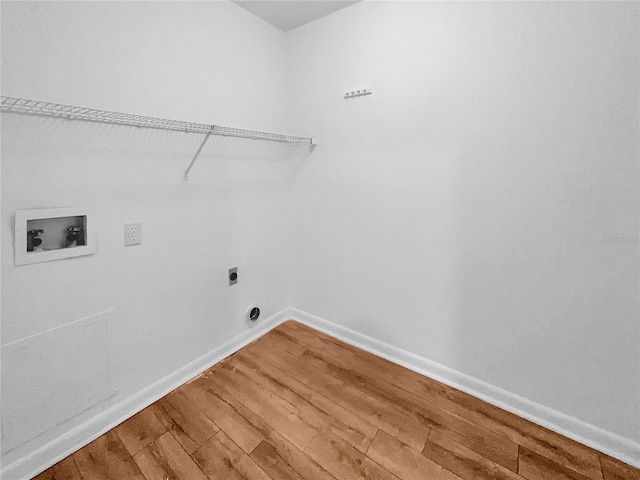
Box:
34;320;640;480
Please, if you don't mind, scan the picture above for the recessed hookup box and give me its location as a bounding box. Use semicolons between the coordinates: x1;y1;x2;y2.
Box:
15;207;96;266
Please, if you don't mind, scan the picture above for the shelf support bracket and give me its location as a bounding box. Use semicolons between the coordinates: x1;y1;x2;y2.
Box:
184;127;214;180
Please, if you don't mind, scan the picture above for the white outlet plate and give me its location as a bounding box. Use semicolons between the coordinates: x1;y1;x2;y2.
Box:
344;86;373;98
124;222;142;246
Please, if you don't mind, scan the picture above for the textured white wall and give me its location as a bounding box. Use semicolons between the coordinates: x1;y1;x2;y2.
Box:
2;0;639;475
1;0;300;468
286;1;640;444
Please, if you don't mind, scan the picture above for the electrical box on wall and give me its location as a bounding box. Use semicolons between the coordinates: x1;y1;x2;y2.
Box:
14;207;95;266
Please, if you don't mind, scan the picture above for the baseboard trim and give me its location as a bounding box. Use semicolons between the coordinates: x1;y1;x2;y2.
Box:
6;306;638;478
288;307;640;469
2;308;291;480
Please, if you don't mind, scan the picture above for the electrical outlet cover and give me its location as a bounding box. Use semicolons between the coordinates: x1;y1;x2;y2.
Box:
125;222;142;246
229;267;238;286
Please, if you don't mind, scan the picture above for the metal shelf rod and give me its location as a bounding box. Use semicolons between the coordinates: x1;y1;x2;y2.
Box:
185;131;213;181
1;96;313;180
1;96;313;143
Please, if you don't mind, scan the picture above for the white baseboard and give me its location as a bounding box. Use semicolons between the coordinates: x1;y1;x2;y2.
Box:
287;307;640;469
2;308;290;480
6;306;638;479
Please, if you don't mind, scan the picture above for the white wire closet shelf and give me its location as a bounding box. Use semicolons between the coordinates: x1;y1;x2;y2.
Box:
0;96;314;179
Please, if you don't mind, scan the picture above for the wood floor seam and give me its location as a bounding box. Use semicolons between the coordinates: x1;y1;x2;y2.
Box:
33;320;640;480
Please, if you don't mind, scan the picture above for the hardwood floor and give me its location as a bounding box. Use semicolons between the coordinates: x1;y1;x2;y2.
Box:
34;320;640;480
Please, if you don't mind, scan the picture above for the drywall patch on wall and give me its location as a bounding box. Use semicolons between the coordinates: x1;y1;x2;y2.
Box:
1;307;290;480
1;0;295;475
288;308;640;469
1;310;114;455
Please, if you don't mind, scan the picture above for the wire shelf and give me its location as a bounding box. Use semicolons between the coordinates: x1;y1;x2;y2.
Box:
0;96;313;144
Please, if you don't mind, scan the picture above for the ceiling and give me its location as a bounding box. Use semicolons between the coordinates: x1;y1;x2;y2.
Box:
232;1;361;31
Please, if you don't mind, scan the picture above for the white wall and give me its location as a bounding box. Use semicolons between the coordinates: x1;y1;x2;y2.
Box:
2;0;639;475
286;0;639;446
1;0;302;472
